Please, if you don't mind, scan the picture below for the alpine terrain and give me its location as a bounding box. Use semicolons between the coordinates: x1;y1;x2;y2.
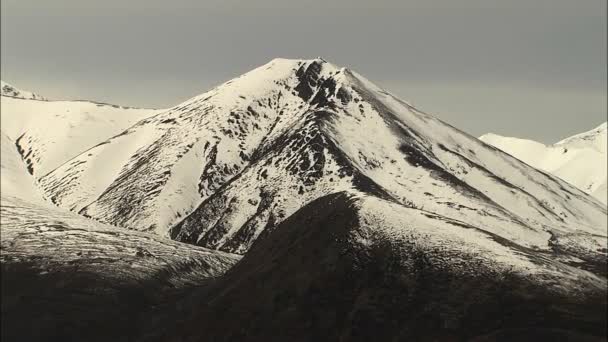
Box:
1;59;606;341
0;81;162;178
481;123;607;204
1;80;47;101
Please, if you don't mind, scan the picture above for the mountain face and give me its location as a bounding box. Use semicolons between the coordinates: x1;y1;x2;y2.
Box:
1;58;606;341
1;91;159;178
1;80;46;100
480;123;607;204
37;58;606;258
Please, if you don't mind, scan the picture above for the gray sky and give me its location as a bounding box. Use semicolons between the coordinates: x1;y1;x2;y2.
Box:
1;0;606;143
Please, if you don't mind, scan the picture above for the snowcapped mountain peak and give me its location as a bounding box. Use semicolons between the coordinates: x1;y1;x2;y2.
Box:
1;80;47;100
180;58;337;109
269;56;327;63
28;58;605;263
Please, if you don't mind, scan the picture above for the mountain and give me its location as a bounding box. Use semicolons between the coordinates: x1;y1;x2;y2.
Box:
480;122;607;204
2;58;607;341
38;58;606;258
1;90;160;177
1;80;46;100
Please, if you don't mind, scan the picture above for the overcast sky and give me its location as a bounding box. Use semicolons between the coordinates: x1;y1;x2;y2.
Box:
1;0;606;143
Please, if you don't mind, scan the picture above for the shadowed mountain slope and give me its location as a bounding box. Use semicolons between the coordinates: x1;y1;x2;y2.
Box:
142;192;607;342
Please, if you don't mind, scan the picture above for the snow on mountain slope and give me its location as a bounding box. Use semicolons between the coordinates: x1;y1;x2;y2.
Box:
1;194;239;282
1;149;240;340
557;122;607;153
39;58;606;264
0;131;44;203
592;181;607;204
41;58;336;233
1;94;160;177
2;110;239;337
480;122;607;204
1;80;46;100
1;124;238;282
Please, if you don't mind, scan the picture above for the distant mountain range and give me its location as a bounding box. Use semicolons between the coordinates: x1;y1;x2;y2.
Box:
481;123;607;204
1;60;606;341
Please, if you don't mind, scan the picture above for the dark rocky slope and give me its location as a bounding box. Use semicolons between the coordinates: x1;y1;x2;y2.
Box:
142;193;607;342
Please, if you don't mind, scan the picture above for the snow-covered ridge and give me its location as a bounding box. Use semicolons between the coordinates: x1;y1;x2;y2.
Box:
556;122;607;153
1;80;47;100
480;122;607;204
1;94;161;177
